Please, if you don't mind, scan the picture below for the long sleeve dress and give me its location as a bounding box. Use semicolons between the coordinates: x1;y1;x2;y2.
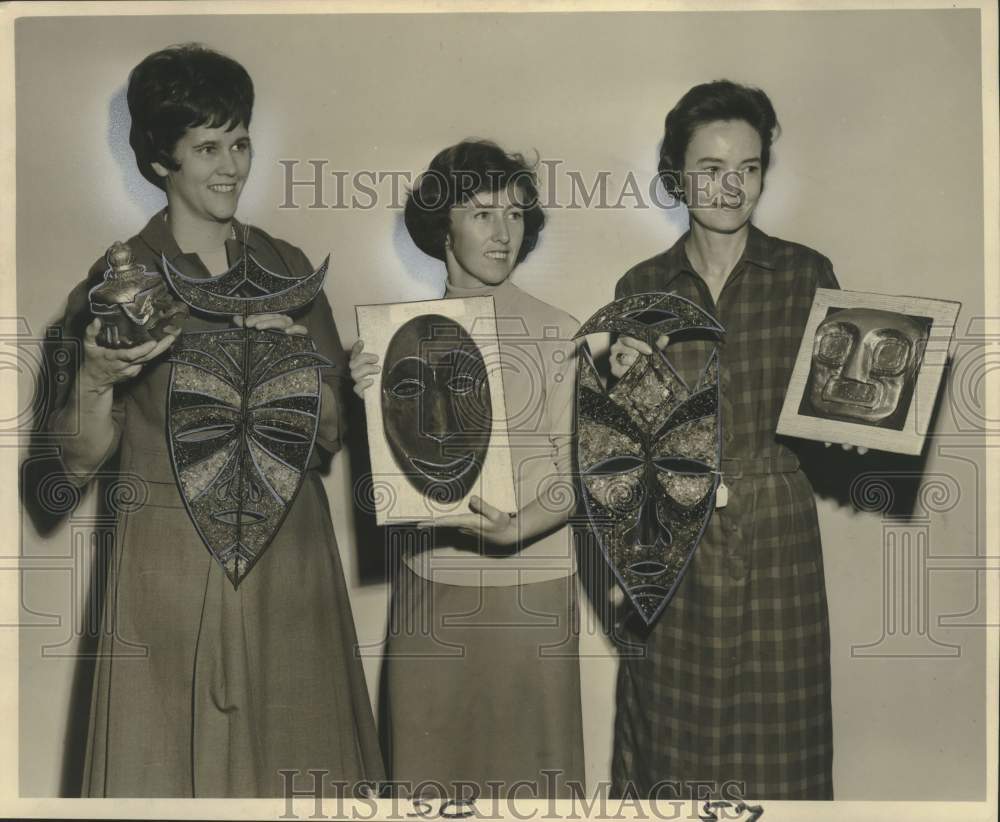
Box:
50;210;385;797
611;224;838;800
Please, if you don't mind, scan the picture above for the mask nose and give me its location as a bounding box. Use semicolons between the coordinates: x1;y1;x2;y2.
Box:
628;474;669;551
839;340;869;383
421;383;456;444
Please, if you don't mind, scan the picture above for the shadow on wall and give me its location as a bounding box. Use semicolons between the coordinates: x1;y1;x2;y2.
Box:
390;208;445;293
797;357;951;517
108;85;164;215
15;90;164;795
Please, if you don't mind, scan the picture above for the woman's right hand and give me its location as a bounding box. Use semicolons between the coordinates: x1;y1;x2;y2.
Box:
78;318;178;394
609;334;669;378
349;339;381;398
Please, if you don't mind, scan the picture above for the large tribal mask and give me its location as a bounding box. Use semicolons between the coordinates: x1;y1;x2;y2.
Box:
574;293;724;626
381;314;492;501
161;241;331;588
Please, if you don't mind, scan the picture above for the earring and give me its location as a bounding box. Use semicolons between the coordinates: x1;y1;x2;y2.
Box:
444;235;452;250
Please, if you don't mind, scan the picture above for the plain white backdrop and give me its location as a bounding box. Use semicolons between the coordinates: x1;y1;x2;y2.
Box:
13;7;990;801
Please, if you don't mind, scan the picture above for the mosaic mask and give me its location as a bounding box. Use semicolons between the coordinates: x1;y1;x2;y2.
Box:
161;240;331;588
88;241;188;348
804;308;929;429
381;314;492;502
574;293;724;626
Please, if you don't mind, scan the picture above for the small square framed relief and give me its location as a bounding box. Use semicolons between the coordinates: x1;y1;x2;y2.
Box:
776;289;960;455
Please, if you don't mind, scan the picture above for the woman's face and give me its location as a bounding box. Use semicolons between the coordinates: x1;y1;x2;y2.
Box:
682;119;763;235
445;186;526;288
153;122;252;225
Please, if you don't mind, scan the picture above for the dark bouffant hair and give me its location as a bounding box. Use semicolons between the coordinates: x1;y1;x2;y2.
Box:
657;80;779;200
404;140;545;264
127;43;254;191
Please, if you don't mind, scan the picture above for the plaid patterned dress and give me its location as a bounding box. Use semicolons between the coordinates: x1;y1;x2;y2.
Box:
611;224;838;800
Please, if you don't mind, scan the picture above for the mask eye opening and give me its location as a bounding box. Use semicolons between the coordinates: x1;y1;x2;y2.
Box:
388;378;426;400
870;336;912;377
816;327;854;366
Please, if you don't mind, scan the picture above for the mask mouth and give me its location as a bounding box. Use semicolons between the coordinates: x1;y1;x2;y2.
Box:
211;508;267;526
628;559;670;577
823;377;878;407
410;452;478;482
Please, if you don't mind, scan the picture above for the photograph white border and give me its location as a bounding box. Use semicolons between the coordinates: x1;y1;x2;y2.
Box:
0;2;996;821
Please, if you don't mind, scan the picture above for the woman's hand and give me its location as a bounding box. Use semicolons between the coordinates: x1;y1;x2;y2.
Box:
349;339;381;398
233;313;307;335
609;334;670;378
79;318;178;394
417;495;518;546
824;442;870;455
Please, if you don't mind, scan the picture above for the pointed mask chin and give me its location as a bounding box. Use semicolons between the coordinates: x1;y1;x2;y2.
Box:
381;314;493;502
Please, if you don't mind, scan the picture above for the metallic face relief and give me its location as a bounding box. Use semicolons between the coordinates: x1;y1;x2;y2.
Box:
575;293;723;626
381;314;492;501
88;241;189;348
163;230;331;587
803;307;930;430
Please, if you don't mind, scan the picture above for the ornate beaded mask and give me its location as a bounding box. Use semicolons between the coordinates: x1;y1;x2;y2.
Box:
804;307;929;429
161;234;331;588
575;293;724;626
381;314;492;501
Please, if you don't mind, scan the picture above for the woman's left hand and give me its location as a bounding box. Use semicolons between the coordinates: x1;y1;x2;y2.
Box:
418;495;518;546
233;313;308;335
825;442;869;455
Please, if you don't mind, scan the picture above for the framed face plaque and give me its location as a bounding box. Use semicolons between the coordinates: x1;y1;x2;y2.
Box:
777;289;960;455
356;296;517;523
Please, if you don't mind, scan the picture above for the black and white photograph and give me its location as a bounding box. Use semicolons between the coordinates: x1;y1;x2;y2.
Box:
2;2;997;821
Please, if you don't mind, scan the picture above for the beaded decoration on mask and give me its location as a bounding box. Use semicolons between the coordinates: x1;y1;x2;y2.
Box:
575;293;724;626
161;227;332;588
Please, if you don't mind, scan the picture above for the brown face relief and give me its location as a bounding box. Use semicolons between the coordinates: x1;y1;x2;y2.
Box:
381;314;492;503
806;308;930;429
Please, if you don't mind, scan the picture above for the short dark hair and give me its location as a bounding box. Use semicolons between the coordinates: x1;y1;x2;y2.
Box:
404;140;545;264
127;43;254;191
657;80;780;200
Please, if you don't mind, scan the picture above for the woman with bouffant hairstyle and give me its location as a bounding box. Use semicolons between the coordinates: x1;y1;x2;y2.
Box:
351;140;585;797
609;80;859;801
46;43;383;797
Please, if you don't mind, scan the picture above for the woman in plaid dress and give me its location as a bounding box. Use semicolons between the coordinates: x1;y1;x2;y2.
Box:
609;80;856;800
